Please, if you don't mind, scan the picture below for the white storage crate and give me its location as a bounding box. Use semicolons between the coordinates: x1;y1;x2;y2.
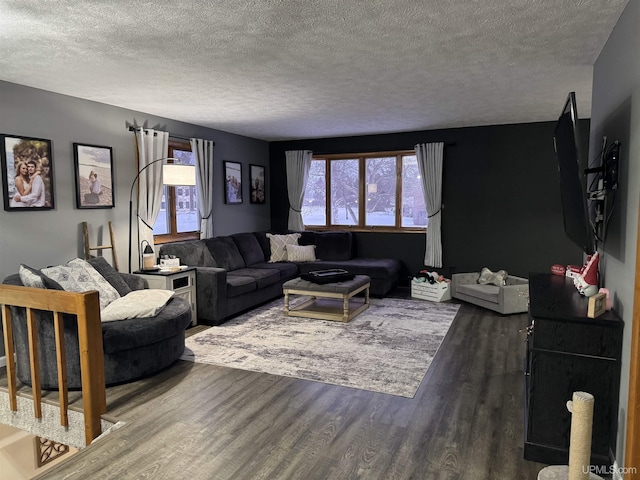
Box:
411;280;451;302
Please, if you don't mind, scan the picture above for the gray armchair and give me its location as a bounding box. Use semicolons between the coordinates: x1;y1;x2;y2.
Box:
451;272;529;314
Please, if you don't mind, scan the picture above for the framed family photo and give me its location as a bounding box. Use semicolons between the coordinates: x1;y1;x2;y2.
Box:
224;161;242;204
250;164;265;204
73;143;115;209
1;134;55;211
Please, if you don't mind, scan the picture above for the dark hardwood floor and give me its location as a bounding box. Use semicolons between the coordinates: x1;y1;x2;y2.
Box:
14;295;545;479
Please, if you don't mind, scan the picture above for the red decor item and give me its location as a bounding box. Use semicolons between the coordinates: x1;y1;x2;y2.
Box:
551;264;566;275
573;252;600;297
565;265;582;279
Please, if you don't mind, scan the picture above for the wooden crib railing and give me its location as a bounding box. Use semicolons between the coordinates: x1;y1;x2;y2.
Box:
0;284;107;445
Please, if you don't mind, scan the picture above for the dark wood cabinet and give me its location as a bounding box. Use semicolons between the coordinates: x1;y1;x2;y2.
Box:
524;273;623;466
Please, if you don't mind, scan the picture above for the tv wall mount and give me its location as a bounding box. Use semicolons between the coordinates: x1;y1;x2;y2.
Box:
585;137;620;241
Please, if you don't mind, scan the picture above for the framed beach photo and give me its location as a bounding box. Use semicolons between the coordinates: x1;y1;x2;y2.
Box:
1;134;55;211
224;161;242;204
249;164;265;204
73;143;115;209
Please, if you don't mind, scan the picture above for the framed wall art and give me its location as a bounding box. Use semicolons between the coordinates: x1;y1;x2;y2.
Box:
249;164;265;204
73;143;115;209
1;134;55;211
224;161;242;204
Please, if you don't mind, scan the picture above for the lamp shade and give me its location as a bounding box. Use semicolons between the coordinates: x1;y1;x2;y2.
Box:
162;164;196;186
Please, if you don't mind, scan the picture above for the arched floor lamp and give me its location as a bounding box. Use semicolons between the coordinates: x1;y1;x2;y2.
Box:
128;158;196;272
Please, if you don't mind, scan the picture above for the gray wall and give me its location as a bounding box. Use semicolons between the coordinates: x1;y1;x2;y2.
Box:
0;80;270;282
590;0;640;468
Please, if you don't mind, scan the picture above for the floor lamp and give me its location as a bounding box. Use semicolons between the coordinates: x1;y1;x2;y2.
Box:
128;158;197;273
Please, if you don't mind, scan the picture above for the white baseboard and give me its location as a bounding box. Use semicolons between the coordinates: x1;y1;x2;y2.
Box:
0;355;6;368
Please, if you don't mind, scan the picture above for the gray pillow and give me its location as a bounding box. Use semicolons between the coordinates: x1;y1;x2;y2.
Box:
88;257;132;297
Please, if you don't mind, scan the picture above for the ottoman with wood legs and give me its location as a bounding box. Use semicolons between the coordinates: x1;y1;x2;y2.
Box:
282;275;370;322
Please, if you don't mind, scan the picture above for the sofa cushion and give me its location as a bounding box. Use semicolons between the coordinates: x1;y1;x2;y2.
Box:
298;231;317;246
159;240;216;267
101;297;191;353
101;289;175;322
204;237;246;271
42;258;120;309
285;244;317;262
88;256;132;296
315;231;353;261
18;264;63;290
232;232;266;266
297;257;400;279
266;233;301;262
252;232;273;262
229;267;280;289
250;261;299;281
457;284;500;303
225;274;257;298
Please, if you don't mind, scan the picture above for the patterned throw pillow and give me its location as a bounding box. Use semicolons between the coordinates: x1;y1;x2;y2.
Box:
266;233;301;262
478;267;508;287
42;258;120;309
285;244;317;262
19;264;63;289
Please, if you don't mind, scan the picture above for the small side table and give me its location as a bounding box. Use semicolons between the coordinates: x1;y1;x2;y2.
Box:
134;267;197;326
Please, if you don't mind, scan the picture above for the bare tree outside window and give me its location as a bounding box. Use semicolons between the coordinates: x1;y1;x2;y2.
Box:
301;151;427;232
365;157;396;226
331;159;359;225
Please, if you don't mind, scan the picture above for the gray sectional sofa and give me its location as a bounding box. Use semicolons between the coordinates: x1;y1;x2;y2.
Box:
159;230;401;325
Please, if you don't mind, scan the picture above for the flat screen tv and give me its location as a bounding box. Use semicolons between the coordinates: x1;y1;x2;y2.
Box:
553;92;595;255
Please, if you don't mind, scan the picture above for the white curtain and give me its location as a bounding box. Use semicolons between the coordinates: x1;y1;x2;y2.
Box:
285;150;313;230
190;138;215;238
415;142;444;268
135;128;168;265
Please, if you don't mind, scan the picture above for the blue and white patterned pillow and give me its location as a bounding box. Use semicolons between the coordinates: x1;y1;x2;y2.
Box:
42;258;120;309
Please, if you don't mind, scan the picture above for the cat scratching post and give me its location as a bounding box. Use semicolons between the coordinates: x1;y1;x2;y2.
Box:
537;392;604;480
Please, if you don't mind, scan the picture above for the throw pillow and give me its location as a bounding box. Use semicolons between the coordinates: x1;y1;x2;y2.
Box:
42;258;121;309
18;264;63;290
101;289;175;322
285;244;317;262
266;233;301;262
478;267;508;287
87;256;132;297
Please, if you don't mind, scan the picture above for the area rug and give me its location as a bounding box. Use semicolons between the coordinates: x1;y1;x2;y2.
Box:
181;297;460;398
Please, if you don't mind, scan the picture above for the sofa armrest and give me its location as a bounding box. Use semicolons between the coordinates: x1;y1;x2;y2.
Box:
120;273;145;291
194;267;228;325
498;282;530;314
505;275;529;286
451;272;480;297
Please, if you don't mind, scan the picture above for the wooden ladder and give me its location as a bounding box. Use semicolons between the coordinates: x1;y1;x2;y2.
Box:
83;221;119;271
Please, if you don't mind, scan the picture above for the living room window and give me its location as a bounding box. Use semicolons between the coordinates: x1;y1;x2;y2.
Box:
302;151;428;231
153;142;199;243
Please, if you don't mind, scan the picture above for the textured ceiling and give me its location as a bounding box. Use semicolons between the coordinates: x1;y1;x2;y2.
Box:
0;0;629;141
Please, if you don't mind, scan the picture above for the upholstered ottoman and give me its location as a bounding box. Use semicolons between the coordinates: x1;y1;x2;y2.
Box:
282;275;370;322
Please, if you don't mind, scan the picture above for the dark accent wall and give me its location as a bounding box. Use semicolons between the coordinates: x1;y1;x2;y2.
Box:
269;121;588;284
